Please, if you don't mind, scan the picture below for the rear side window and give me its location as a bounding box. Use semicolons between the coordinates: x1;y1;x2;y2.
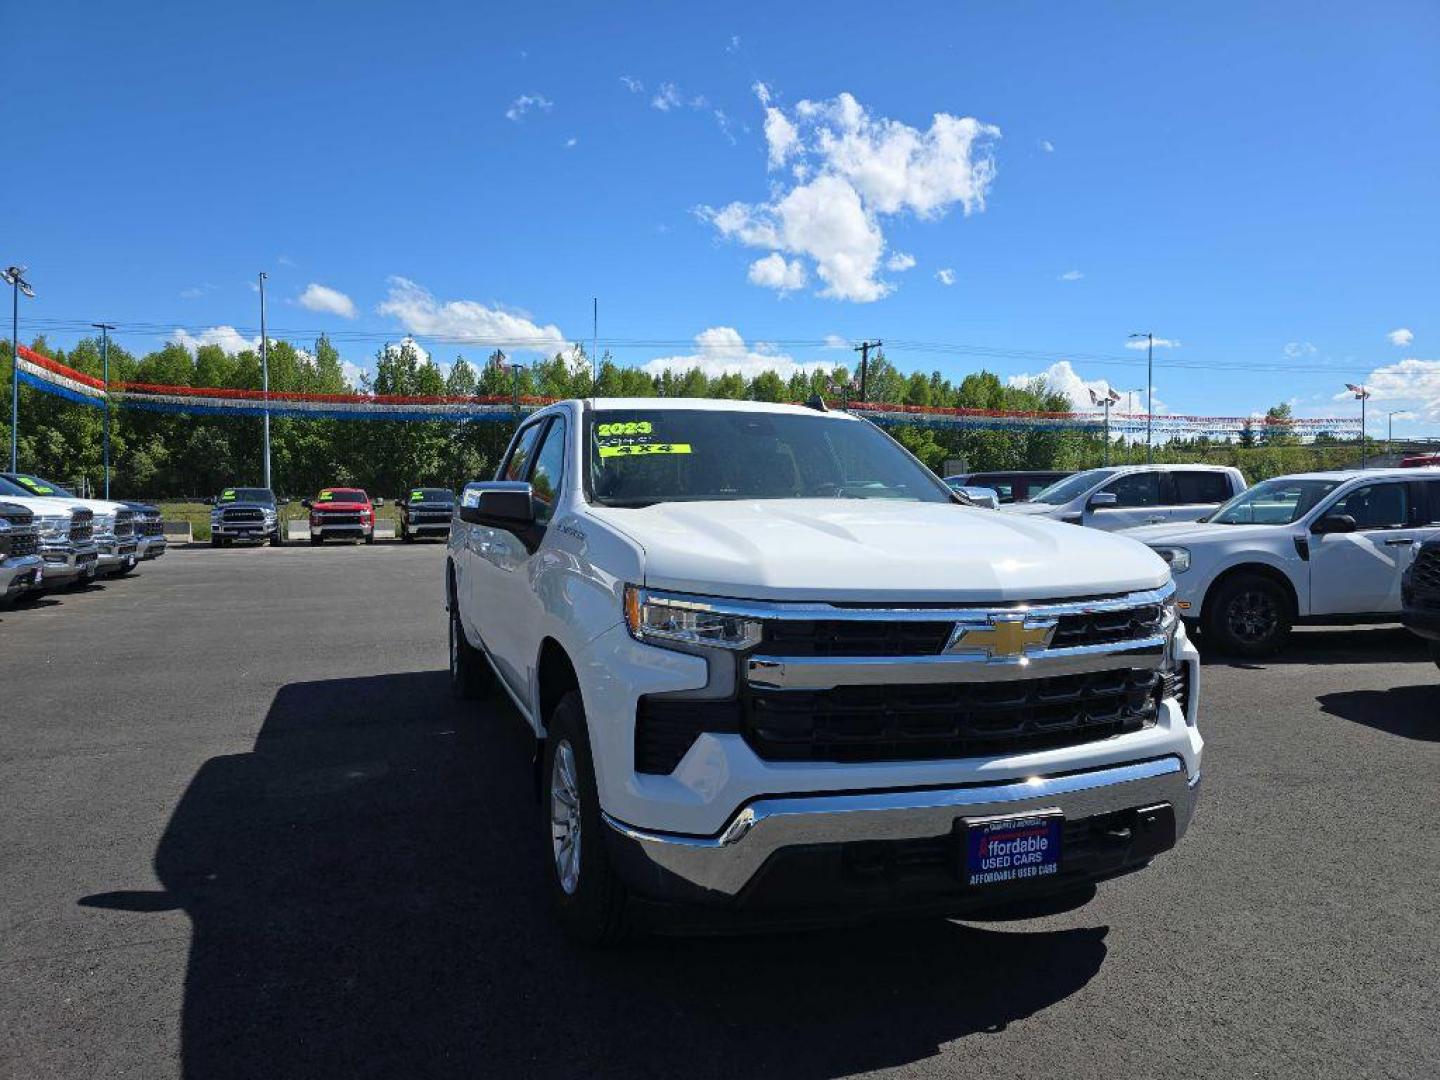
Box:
1414;481;1440;525
1328;483;1411;530
1104;472;1162;508
1171;471;1234;505
500;423;544;482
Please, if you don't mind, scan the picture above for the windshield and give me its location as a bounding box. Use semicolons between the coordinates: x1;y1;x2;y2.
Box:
408;488;454;503
218;487;275;505
1032;469;1115;505
586;408;954;507
1210;478;1342;525
317;489;368;504
2;473;76;497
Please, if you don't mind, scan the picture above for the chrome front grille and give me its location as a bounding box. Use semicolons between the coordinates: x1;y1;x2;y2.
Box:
70;509;94;543
318;512;363;526
8;528;41;558
222;507;265;523
115;510;135;539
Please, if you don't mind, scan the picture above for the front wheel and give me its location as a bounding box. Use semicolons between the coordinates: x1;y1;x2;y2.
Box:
271;528;284;547
310;535;323;546
1429;640;1440;672
1204;574;1293;657
211;536;221;548
544;692;630;945
364;532;375;545
448;599;493;700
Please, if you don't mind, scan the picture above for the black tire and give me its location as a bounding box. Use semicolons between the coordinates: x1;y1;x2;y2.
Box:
310;535;323;546
1204;573;1293;657
402;524;413;543
210;535;221;548
271;527;284;547
1428;640;1440;671
448;592;493;700
365;532;375;545
543;691;629;946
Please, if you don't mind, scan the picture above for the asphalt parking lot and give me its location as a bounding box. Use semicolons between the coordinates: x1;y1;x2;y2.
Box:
2;544;1437;1080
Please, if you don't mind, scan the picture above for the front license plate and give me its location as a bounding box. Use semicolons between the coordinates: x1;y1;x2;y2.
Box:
962;811;1063;887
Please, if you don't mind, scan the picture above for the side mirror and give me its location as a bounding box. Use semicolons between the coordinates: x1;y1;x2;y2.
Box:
1089;491;1119;509
301;499;312;510
1312;513;1357;535
374;497;385;508
458;482;536;529
955;485;1000;510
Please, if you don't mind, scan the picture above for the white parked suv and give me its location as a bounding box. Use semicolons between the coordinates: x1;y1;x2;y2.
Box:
1002;464;1246;531
446;398;1203;941
1124;468;1440;655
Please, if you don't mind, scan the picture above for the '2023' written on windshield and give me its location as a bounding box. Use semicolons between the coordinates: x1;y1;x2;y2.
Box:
596;419;692;459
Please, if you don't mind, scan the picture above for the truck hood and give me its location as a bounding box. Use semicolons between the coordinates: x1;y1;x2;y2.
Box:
997;501;1064;517
588;498;1169;603
1122;521;1292;546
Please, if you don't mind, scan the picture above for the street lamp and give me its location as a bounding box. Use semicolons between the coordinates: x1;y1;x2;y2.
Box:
1128;332;1155;463
1089;387;1122;464
1345;383;1370;469
258;272;271;490
505;361;528;421
92;323;116;498
3;265;35;472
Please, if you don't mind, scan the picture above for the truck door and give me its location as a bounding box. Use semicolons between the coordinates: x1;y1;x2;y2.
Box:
1167;469;1236;524
476;415;567;709
1086;471;1167;530
1309;481;1432;615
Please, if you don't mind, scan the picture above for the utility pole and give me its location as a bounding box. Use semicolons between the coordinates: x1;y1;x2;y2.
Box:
1090;387;1121;465
852;340;882;405
592;297;598;385
1345;383;1370;469
92;323;116;498
1129;332;1155;463
258;272;271;490
508;361;527;423
3;266;35;472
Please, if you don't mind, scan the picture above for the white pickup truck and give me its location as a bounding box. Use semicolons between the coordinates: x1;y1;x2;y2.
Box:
1001;464;1247;531
446;398;1202;941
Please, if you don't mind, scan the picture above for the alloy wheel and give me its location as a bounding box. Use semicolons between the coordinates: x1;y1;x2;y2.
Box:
550;740;582;895
1227;589;1279;644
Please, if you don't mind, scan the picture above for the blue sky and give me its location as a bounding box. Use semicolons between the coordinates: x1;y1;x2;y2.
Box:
7;1;1439;434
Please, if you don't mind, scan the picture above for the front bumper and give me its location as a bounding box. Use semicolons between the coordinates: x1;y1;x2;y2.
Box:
38;540;100;585
603;755;1199;909
311;522;373;538
212;521;278;539
136;534;167;559
406;520;451;534
96;537;139;574
2;553;45;598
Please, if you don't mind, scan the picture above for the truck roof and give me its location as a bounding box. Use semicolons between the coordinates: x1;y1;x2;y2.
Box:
1262;467;1440;482
583;397;860;419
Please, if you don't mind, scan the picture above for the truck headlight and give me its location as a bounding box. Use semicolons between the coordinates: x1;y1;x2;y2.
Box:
624;585;764;651
1151;546;1191;573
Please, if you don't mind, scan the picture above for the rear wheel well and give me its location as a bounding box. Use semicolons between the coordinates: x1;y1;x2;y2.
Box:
1202;563;1298;624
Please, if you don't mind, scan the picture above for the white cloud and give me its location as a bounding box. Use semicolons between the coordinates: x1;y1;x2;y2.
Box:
170;325;261;355
642;327;830;380
276;254;295;267
886;252;916;272
297;282;358;319
376;276;567;353
620;75;643;93
505;93;553;122
823;334;850;349
1007;360;1169;415
727;35;741;53
1058;269;1083;281
1388;327;1414;347
1283;341;1317;358
935;267;956;286
651;82;683;111
340;360;367;388
384;335;432;365
565;136;578;148
1332;357;1440;419
701;88;999;302
747;253;807;292
1039;139;1055;153
179;284;214;299
1125;336;1181;350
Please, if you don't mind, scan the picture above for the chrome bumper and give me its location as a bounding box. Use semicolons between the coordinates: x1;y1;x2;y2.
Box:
603;756;1198;900
38;541;100;583
137;534;167;558
212;523;276;536
311;523;371;534
2;553;45;597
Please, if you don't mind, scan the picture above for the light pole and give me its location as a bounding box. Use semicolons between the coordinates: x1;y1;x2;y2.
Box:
1090;387;1122;465
1345;383;1370;468
1129;332;1155;463
92;323;116;498
258;272;271;490
506;361;527;422
3;266;35;472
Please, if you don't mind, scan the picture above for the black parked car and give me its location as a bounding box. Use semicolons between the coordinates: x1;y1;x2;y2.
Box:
942;470;1073;505
1401;537;1440;670
398;487;456;542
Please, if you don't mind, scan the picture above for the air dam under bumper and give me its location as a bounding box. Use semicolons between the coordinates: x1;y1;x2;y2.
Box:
603;755;1198;912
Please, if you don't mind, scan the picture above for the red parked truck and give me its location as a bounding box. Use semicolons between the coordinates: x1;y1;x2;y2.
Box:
302;488;375;545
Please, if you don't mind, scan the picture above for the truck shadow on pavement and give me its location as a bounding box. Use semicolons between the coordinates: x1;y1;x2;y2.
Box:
1316;685;1440;742
79;671;1109;1080
1201;625;1429;669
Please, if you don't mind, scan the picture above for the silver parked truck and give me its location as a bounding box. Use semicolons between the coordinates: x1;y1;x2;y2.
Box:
209;487;286;547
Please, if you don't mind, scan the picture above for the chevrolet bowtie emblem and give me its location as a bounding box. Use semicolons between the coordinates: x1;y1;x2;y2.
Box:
947;616;1057;660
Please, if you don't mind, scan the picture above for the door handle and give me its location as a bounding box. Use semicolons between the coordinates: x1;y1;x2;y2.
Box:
1384;537;1414;546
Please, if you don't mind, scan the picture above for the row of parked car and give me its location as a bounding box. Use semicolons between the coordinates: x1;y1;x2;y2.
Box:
206;485;457;546
0;471;166;607
946;462;1440;663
